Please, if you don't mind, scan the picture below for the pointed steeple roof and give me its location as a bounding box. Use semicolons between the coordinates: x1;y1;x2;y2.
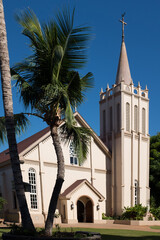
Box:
115;14;132;85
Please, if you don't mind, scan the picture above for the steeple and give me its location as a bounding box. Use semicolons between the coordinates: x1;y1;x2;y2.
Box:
115;14;132;85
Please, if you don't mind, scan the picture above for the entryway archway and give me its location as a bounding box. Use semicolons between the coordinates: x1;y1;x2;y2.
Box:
77;196;93;223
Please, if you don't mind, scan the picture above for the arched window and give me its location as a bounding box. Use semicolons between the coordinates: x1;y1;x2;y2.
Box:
28;168;37;209
134;105;138;133
117;103;120;132
69;142;78;165
126;102;130;132
142;108;146;135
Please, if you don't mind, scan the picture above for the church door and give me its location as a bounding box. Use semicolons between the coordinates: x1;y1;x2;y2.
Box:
77;200;84;222
86;200;93;222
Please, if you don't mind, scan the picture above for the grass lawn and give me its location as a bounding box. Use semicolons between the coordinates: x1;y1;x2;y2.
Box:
70;228;160;240
1;227;160;240
0;228;10;239
150;226;160;230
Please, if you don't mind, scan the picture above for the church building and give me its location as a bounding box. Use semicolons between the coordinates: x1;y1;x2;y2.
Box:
0;17;150;224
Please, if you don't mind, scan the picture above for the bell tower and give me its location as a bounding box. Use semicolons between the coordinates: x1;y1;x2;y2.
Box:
100;15;150;215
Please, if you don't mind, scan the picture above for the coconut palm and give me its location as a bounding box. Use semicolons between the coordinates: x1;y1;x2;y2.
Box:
12;8;93;235
0;0;35;231
0;113;29;145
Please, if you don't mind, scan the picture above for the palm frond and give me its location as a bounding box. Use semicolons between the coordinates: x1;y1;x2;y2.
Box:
60;121;91;165
12;7;93;131
15;9;43;46
55;7;91;75
0;113;30;145
14;113;30;136
0;117;7;144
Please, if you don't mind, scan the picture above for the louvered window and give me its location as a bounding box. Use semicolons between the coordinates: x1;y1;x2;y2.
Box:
110;107;112;131
126;102;130;131
142;108;146;135
134;105;138;133
103;110;106;139
117;103;120;132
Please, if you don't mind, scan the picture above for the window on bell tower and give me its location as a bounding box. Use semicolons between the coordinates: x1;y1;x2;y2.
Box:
142;108;146;135
103;110;106;139
117;103;120;132
134;105;138;133
126;102;130;131
110;107;112;132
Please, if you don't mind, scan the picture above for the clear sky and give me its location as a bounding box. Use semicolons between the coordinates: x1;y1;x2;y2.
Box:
0;0;160;151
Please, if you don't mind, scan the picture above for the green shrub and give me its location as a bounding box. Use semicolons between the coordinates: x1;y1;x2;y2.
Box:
121;204;147;220
0;197;7;210
150;207;160;220
102;213;113;220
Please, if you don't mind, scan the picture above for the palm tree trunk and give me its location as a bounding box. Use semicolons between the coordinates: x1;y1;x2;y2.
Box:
0;0;35;231
45;125;64;236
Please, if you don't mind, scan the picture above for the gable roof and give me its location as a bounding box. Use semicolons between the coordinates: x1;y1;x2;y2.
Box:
60;179;105;201
0;127;49;164
74;112;111;157
0;112;111;165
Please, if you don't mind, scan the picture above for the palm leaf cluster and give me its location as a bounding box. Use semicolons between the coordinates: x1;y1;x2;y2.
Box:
12;8;93;163
0;114;29;145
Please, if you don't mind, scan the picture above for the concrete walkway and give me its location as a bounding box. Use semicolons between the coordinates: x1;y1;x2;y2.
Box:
58;223;160;233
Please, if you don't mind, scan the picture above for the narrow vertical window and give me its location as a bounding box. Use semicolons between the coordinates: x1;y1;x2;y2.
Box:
142;108;146;135
28;168;37;209
117;103;120;132
110;107;112;132
103;110;106;139
134;105;138;133
69;142;78;165
126;102;130;131
12;191;17;209
135;180;138;205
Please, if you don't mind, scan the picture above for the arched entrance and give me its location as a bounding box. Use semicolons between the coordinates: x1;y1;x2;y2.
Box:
77;196;93;223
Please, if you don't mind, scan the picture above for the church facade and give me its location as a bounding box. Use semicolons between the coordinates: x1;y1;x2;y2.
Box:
0;20;150;224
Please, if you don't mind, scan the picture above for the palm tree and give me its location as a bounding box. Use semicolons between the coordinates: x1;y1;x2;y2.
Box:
0;113;29;145
12;8;93;236
0;0;35;231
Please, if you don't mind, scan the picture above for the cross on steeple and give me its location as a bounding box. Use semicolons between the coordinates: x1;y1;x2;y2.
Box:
119;13;127;42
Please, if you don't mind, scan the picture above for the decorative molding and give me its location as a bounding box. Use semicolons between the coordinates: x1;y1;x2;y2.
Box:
95;169;107;174
124;131;132;137
142;136;149;141
42;136;51;144
23;159;39;165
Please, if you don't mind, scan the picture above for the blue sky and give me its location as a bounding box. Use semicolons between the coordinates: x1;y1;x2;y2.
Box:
0;0;160;151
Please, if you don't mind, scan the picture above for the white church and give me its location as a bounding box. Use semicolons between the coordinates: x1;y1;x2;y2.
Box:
0;18;150;224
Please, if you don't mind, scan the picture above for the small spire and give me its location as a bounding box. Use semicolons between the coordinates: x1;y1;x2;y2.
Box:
107;84;109;90
145;85;148;90
100;88;104;94
138;82;141;88
130;79;133;85
119;12;127;42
